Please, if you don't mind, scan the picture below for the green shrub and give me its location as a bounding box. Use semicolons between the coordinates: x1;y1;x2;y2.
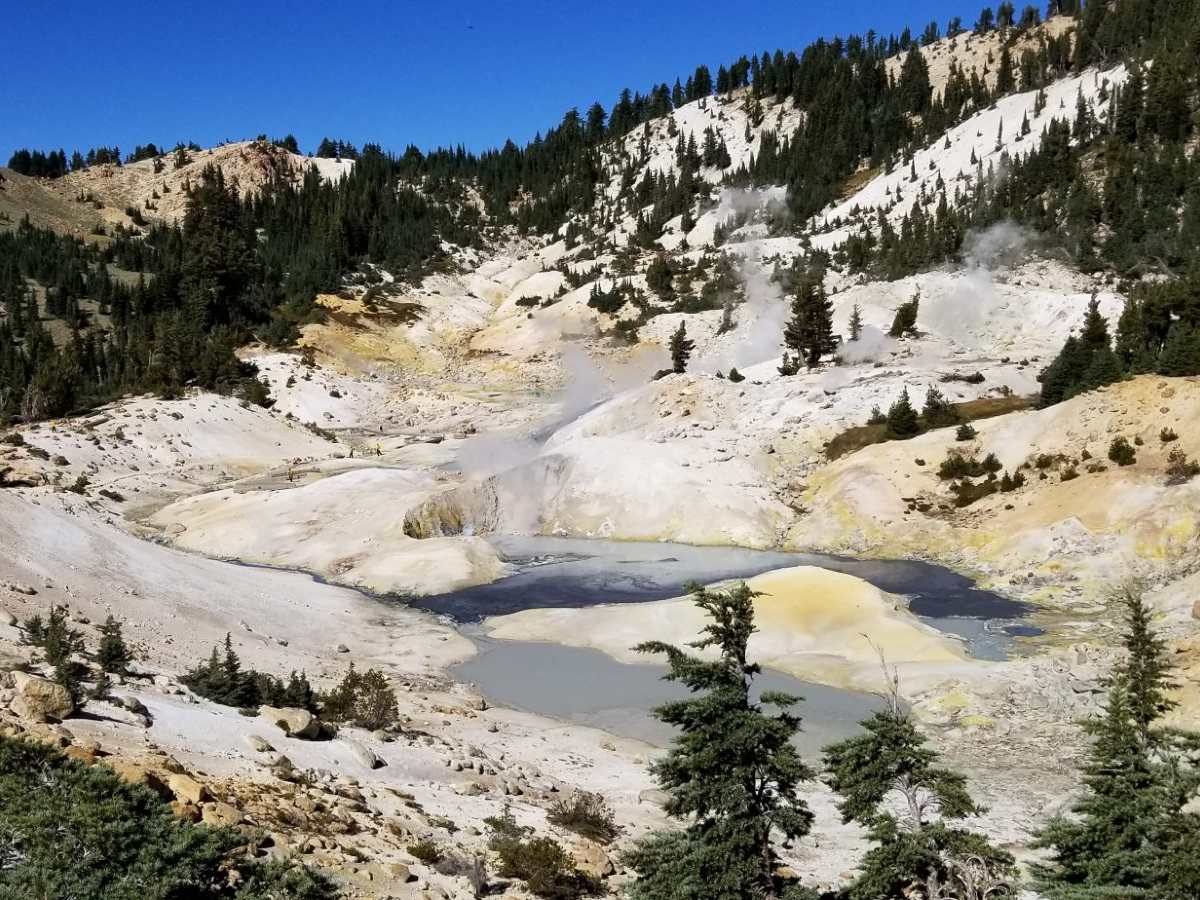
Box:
1108;436;1136;466
408;840;442;864
955;423;977;441
1160;427;1179;443
1165;448;1200;485
495;835;598;899
183;635;315;712
546;791;621;845
0;735;337;899
319;664;398;730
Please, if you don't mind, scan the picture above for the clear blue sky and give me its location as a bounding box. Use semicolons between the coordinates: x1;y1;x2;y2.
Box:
1;0;973;160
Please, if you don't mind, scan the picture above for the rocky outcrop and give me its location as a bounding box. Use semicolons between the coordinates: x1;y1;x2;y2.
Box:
339;735;383;769
8;672;74;722
260;705;321;739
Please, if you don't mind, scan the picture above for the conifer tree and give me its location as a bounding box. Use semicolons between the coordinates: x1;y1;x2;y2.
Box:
782;276;834;369
1034;586;1200;899
825;669;1015;900
848;303;864;342
625;583;814;900
97;615;132;675
922;385;959;427
670;321;694;374
886;387;922;438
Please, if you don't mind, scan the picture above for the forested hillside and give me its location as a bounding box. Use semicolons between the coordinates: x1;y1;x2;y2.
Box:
1;0;1199;426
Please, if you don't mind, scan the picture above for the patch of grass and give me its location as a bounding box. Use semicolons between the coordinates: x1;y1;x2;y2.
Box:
826;395;1032;460
547;791;621;845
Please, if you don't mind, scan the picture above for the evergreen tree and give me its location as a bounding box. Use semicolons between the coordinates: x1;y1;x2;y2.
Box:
670;321;694;374
921;385;959;427
1034;587;1200;899
97;615;132;675
889;292;920;338
782;276;834;369
848;303;864;342
824;680;1016;900
1156;323;1200;377
886;387;922;438
625;583;814;900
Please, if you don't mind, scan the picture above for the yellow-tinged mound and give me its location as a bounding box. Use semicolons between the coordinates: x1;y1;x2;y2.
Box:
485;565;971;693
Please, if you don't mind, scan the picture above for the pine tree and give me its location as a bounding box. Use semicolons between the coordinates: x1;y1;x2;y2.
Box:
1034;587;1200;899
922;385;959;427
889;292;920;338
97;615;132;675
824;676;1016;900
670;321;694;374
848;303;864;342
886;387;922;438
1157;323;1200;377
782;276;834;369
625;583;814;900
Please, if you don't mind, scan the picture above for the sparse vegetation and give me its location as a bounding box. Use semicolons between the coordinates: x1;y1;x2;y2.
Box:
1107;436;1136;467
547;791;621;845
319;664;399;731
1165;448;1200;485
182;634;316;712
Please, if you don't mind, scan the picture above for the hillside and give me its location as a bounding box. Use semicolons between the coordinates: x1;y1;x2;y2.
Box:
2;2;1200;898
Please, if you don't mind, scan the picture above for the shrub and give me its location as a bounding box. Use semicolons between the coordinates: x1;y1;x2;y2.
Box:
408;840;442;864
546;791;621;845
999;470;1026;492
320;665;399;731
938;451;985;480
1160;427;1179;443
1061;466;1079;482
955;423;977;441
866;405;887;425
1108;436;1136;466
495;835;598;899
1165;448;1200;485
921;385;959;427
0;735;337;899
727;367;745;383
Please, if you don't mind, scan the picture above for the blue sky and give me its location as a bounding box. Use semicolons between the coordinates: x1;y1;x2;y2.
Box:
1;0;972;160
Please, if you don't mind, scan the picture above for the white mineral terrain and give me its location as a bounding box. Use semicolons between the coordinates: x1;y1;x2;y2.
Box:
1;19;1197;896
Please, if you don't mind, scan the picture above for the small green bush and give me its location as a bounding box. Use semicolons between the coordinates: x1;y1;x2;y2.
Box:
1108;436;1136;467
1160;427;1179;443
408;840;442;864
1166;448;1200;485
955;423;977;441
546;791;621;845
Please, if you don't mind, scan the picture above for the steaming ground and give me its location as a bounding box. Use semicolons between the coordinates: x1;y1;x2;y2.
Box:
2;31;1197;894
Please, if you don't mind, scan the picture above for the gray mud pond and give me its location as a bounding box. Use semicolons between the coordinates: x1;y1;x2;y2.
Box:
415;535;1035;660
433;535;1031;750
454;636;887;754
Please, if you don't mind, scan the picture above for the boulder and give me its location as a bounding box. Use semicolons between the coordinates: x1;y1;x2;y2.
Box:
260;705;320;739
339;736;382;769
573;841;616;879
637;788;670;806
63;745;98;765
201;801;243;827
242;733;275;753
166;773;210;805
9;672;74;722
108;760;171;798
170;800;201;823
